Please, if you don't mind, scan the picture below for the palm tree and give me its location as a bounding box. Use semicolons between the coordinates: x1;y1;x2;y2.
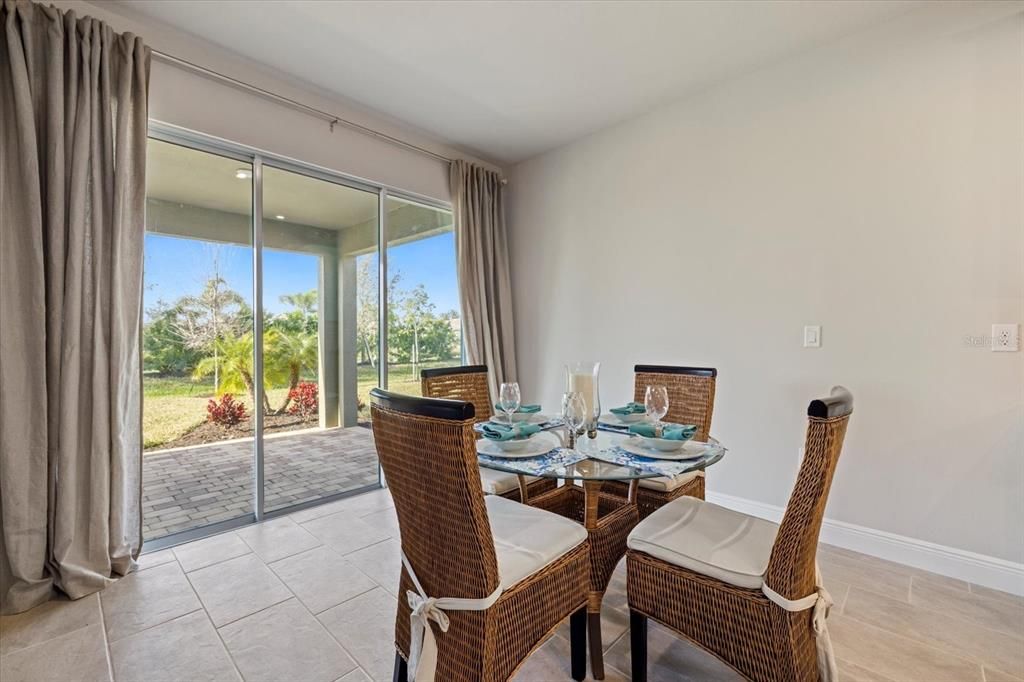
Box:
266;329;319;414
193;333;274;414
279;290;317;317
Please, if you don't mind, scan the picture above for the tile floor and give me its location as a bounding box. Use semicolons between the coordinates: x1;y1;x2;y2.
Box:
2;487;1022;682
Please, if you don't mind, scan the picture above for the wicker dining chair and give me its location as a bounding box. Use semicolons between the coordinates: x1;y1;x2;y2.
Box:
626;386;854;682
369;389;591;682
421;365;556;502
421;365;495;422
604;365;717;518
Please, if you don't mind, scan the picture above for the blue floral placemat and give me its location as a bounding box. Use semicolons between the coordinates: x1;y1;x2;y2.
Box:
478;447;587;476
587;446;712;478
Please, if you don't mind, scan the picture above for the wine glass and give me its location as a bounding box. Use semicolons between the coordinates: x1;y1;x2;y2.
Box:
644;385;669;437
561;392;586;449
499;382;521;425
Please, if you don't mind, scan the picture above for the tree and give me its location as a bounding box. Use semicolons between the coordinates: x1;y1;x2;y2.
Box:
398;284;433;374
173;276;249;391
355;259;403;368
266;329;318;414
143;300;203;374
192;333;274;414
279;290;317;317
274;290;318;335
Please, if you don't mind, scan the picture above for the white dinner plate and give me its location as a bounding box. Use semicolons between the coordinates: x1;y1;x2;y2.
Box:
600;412;646;426
476;430;561;459
620;438;707;461
599;413;647;428
489;413;551;426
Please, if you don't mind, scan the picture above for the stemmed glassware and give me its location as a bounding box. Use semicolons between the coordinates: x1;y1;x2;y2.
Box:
644;385;670;437
561;391;587;449
499;382;521;425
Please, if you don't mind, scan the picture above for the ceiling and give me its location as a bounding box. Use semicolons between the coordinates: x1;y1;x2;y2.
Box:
111;0;922;165
147;139;380;229
148;139;451;235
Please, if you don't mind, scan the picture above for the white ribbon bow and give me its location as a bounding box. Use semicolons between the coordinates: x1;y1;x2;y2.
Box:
401;552;502;682
761;563;838;682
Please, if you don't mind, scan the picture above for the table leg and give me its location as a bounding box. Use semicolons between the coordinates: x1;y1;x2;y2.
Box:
582;480;602;530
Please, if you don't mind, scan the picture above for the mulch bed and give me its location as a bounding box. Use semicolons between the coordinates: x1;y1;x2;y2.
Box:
150;412;317;451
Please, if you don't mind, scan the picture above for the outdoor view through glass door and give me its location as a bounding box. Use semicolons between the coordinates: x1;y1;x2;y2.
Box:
142;140;255;540
260;165;380;513
384;196;461;396
142;132;461;543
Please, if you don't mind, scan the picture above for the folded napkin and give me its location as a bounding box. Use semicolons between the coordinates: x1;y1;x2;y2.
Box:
629;423;697;441
493;403;541;414
480;422;541;441
610;402;646;416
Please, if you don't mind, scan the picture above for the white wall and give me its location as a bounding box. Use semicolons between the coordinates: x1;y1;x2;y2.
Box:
509;3;1023;566
56;1;506;203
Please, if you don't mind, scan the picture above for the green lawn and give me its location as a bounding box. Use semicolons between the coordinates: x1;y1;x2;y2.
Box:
144;360;459;450
142;374;293;450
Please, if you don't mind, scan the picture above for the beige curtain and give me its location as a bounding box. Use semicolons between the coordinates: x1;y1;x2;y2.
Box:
0;0;150;614
450;160;517;398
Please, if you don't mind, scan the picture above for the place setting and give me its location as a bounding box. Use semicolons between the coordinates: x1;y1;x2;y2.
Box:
474;368;725;482
475;381;585;475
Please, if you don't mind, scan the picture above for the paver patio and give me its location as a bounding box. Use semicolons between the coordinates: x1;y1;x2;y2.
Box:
142;426;379;540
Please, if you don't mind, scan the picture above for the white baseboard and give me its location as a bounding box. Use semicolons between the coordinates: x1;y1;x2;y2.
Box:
705;491;1024;597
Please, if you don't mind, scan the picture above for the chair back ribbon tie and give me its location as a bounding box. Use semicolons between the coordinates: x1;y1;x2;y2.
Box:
401;551;502;682
761;562;837;682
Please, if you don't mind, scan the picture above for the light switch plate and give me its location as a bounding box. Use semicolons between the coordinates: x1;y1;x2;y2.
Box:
803;325;821;348
992;324;1019;352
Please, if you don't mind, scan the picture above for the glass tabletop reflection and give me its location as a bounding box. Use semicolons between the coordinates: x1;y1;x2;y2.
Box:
476;428;725;482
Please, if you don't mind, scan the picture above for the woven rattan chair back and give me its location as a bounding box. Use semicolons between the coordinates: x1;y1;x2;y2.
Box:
633;365;717;441
765;386;853;601
369;388;500;601
421;365;494;424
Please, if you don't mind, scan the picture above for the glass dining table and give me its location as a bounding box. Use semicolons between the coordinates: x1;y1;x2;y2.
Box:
476;427;726;679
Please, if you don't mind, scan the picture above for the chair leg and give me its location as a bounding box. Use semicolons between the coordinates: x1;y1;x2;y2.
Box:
588;611;605;679
393;650;407;682
570;607;587;681
630;609;648;682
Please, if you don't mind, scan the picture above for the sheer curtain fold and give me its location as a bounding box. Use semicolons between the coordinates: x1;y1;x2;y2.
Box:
450;160;517;399
0;0;150;614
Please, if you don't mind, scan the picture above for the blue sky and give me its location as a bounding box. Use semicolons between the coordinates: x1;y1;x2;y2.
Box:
143;231;459;318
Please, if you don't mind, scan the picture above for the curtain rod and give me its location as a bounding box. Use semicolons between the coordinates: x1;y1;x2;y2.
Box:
153;50;458;166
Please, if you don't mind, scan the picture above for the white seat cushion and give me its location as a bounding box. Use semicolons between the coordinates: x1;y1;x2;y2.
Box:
479;467;542;495
627;496;778;589
485;495;588;589
637;470;703;492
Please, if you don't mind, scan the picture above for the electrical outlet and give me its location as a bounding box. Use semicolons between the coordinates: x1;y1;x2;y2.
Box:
992;324;1020;352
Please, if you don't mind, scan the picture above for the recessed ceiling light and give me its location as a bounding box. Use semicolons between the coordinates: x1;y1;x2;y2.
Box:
235;168;252;180
275;215;285;220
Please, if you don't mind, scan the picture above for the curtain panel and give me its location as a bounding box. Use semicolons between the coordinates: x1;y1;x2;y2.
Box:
450;160;517;398
0;0;150;614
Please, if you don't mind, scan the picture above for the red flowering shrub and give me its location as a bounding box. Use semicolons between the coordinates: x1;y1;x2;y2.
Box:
287;381;319;420
207;393;248;426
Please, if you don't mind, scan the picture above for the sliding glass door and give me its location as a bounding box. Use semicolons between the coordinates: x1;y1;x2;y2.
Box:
260;165;380;513
142;139;256;541
142;126;455;544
